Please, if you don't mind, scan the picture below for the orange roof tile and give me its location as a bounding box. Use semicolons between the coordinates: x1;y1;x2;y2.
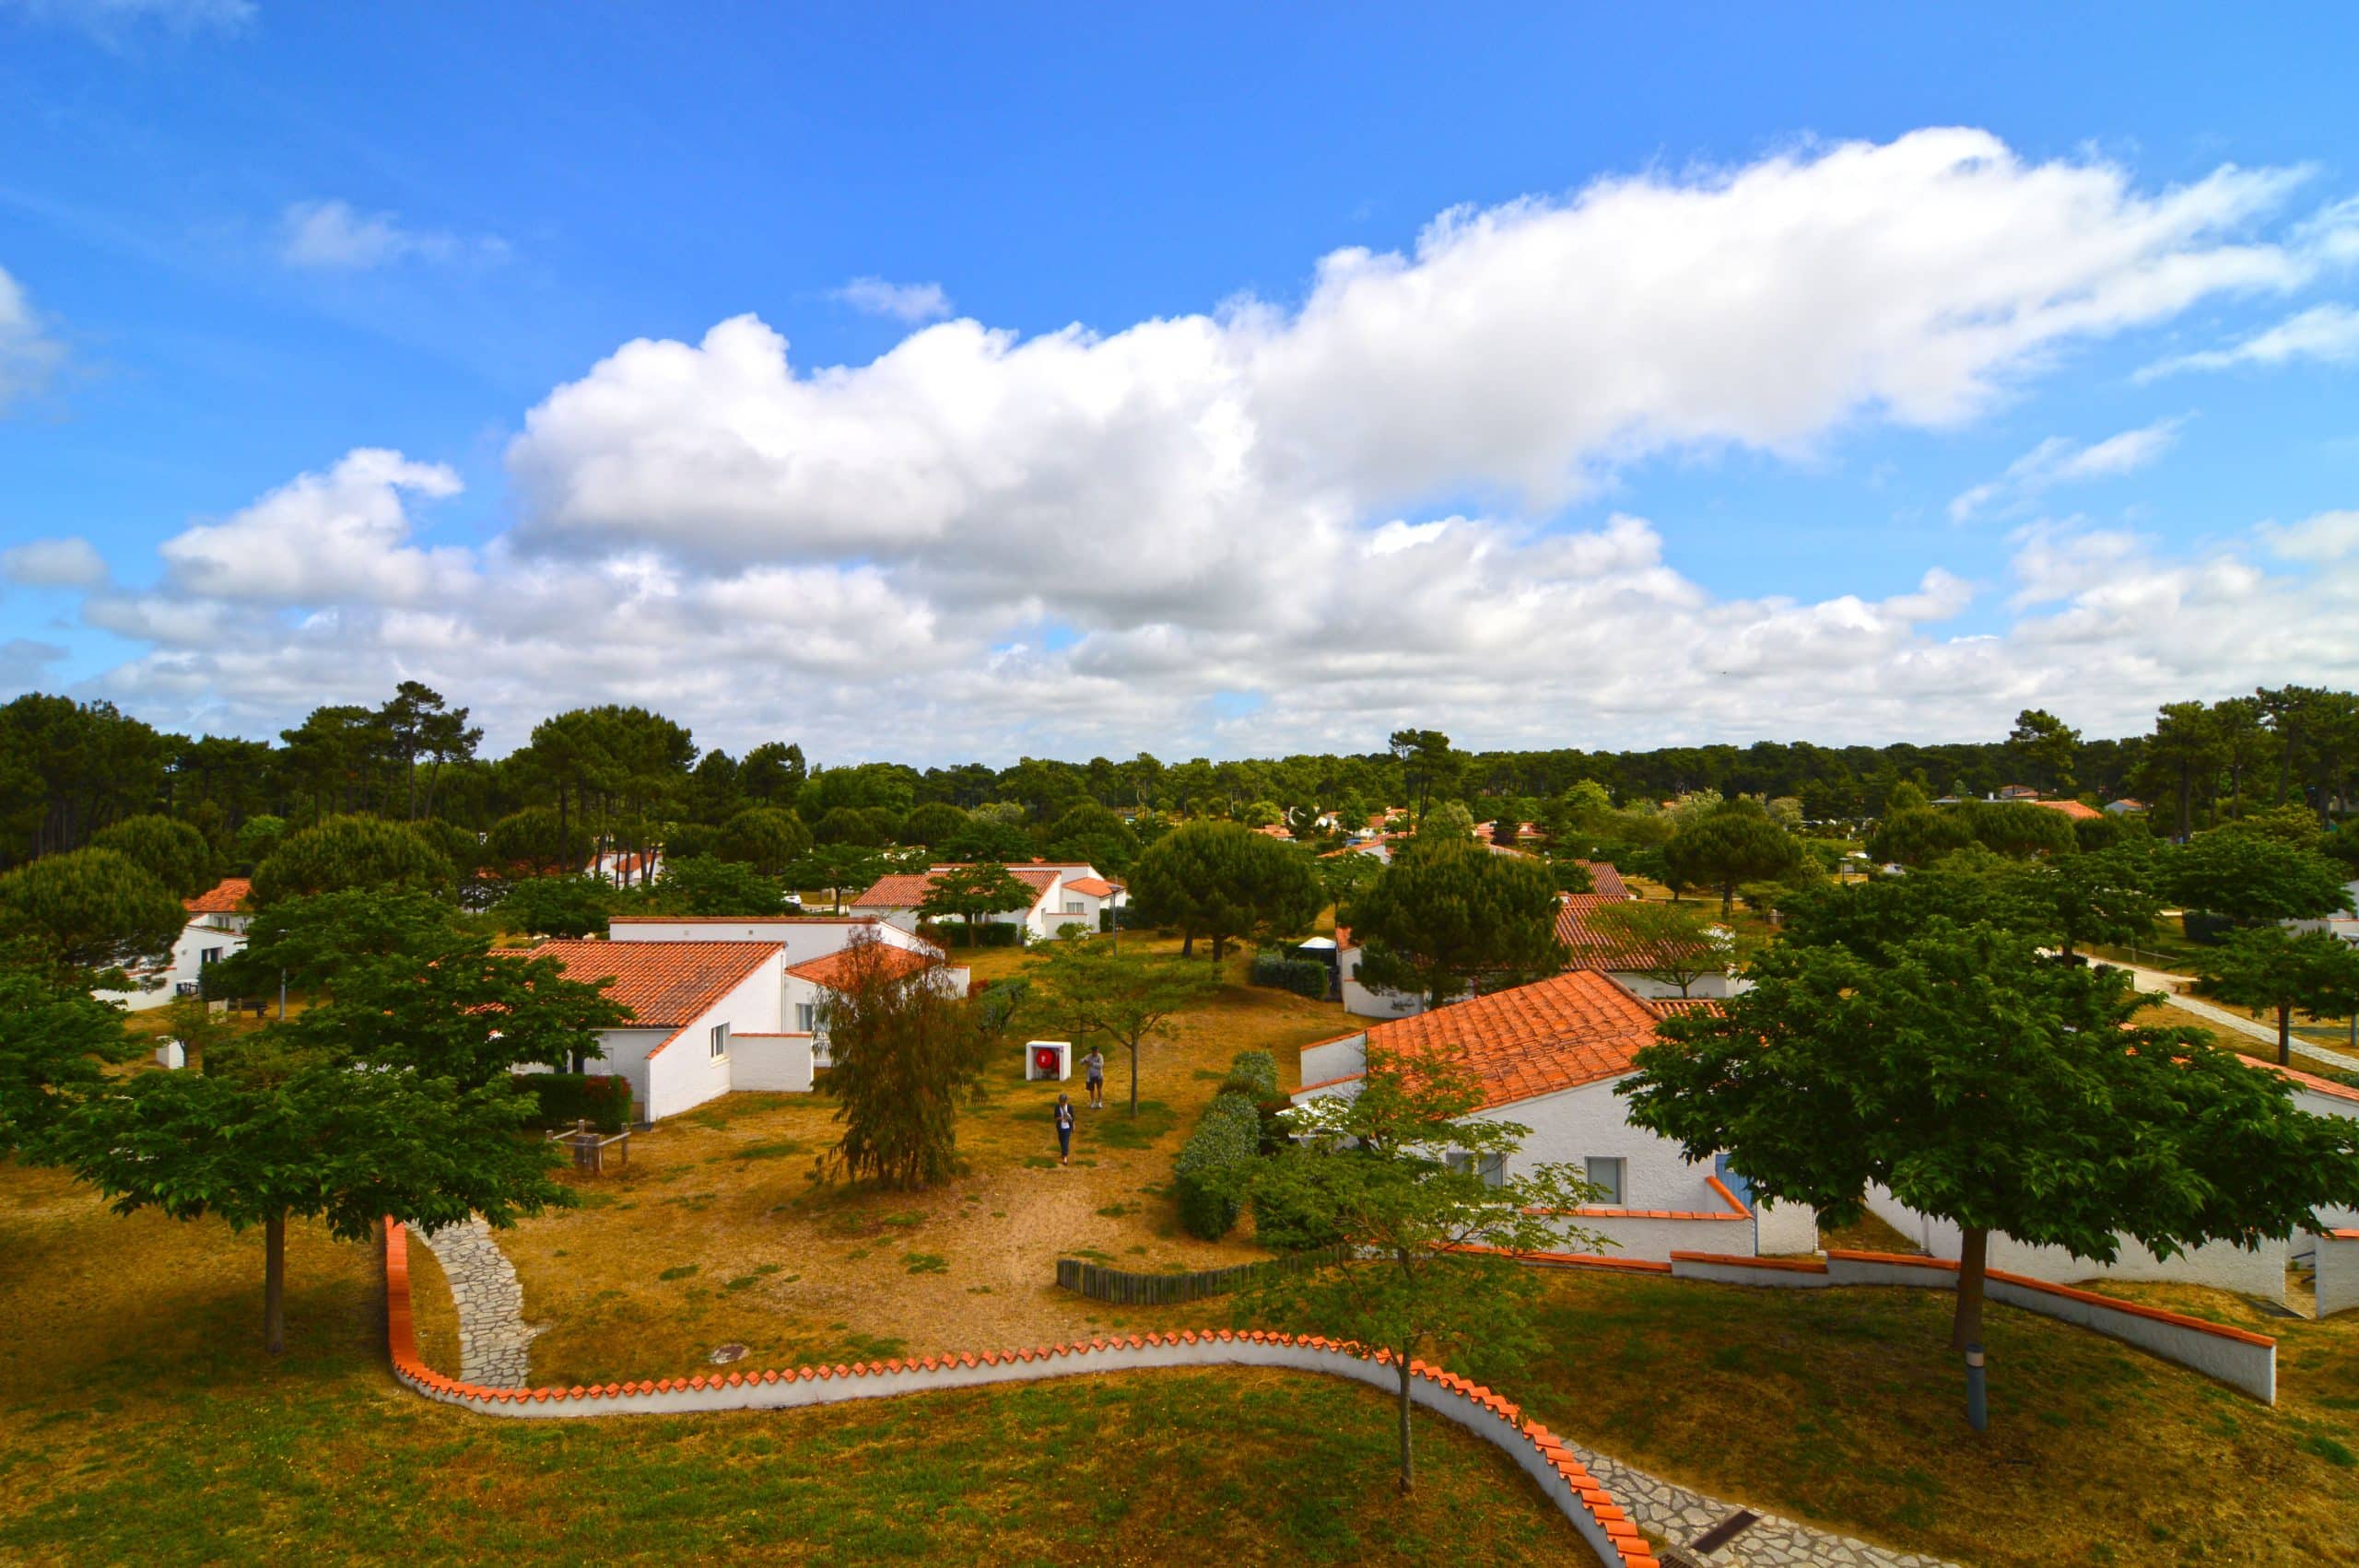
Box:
2032;799;2104;821
1356;970;1662;1110
183;876;252;915
2266;1058;2359;1107
1576;860;1628;898
785;945;936;989
1062;876;1116;897
1643;996;1725;1019
518;939;780;1026
851;864;1060;911
1555;894;1714;974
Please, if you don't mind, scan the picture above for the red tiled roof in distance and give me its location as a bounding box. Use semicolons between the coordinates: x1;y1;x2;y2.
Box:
519;939;781;1026
1575;861;1628;899
183;877;252;915
1062;876;1116;897
1359;969;1663;1110
786;945;936;989
1643;996;1725;1019
851;864;1061;911
1555;894;1714;974
2032;799;2105;821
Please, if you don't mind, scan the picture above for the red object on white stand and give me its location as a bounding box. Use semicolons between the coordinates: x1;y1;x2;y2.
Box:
1025;1040;1074;1082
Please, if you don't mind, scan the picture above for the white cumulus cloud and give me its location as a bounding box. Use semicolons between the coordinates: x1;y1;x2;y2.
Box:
831;277;954;322
2141;302;2359;378
1948;417;2186;521
2;536;109;588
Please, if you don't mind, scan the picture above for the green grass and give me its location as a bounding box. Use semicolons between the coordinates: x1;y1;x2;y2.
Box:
0;1160;1594;1566
1088;1099;1181;1150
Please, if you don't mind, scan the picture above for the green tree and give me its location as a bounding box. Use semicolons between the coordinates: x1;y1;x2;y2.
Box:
377;681;481;820
1663;799;1803;917
2199;926;2359;1067
251;814;456;906
738;741;807;809
815;934;988;1190
917;862;1038;943
60;891;619;1352
89;813;215;899
1954;800;2078;860
1127;822;1322;961
1388;729;1461;822
813;804;894;847
0;848;186;978
1044;802;1141;874
785;844;898;914
717;806;814;875
2160;828;2353;925
1582;901;1737;997
494;874;616;940
2141;701;2224;839
898;802;972;848
2015;847;2161;960
1344;837;1564;1008
646;854;788;917
0;952;135;1152
1028;939;1215;1115
1865;805;1978;868
487;806;593;877
1231;1047;1601;1492
230;814;288;874
1625;920;2359;1384
2006;708;2081;796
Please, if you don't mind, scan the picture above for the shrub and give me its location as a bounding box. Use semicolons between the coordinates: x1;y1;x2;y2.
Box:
2182;910;2239;946
1250;953;1331;999
1173;1090;1262;1240
917;919;1025;948
521;1071;632;1132
1221;1048;1279;1100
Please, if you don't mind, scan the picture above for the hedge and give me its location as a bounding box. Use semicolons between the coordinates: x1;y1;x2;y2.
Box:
1222;1049;1279;1100
1173;1091;1262;1240
917;919;1026;948
519;1071;632;1132
1250;953;1331;999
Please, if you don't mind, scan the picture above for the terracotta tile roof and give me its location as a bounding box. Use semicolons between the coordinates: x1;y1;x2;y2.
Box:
1555;894;1714;975
1576;860;1628;898
610;915;876;925
1062;876;1116;897
518;939;780;1026
2267;1059;2359;1107
1643;996;1726;1019
1358;969;1662;1110
851;864;1060;911
183;876;252;915
2032;799;2104;821
785;945;936;989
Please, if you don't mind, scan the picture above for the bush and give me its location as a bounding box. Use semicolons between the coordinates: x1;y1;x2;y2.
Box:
1221;1048;1279;1099
1098;905;1142;932
1172;1091;1261;1240
520;1071;632;1132
918;919;1025;948
1250;953;1331;999
2182;910;2239;946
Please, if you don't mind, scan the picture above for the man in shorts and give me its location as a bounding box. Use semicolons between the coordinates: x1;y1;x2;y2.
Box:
1082;1047;1106;1110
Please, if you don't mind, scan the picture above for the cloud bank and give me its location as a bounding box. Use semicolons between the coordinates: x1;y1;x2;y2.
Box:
34;129;2359;759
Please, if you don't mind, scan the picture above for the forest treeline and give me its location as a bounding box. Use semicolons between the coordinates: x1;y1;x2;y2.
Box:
6;682;2358;874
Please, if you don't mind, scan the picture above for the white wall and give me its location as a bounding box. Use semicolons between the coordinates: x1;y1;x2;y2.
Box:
610;919;936;964
2316;1233;2359;1318
1754;1199;1820;1257
729;1035;816;1093
98;916;248;1012
1863;1184;2290;1304
1485;1077;1719;1211
1602;970;1743;1000
581;1027;673;1121
644;955;789;1121
1297;1034;1367;1087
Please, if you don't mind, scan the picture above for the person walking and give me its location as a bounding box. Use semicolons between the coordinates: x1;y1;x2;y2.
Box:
1054;1093;1075;1165
1082;1047;1106;1110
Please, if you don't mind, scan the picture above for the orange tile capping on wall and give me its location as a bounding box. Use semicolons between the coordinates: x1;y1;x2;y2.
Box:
1820;1249;2277;1348
380;1223;1655;1567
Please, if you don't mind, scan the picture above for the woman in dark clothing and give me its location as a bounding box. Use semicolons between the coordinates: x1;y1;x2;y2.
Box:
1054;1094;1075;1165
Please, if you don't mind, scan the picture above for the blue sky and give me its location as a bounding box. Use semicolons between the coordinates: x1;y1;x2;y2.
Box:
4;2;2358;762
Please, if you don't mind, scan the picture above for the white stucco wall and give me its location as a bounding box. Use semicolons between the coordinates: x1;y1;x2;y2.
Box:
643;955;789;1121
581;1027;673;1121
609;918;937;964
1863;1184;2290;1303
1754;1199;1821;1257
1297;1034;1367;1088
1602;971;1742;1000
729;1034;816;1093
98;916;248;1012
2316;1233;2359;1318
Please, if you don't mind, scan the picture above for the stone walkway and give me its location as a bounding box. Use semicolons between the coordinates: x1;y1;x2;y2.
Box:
413;1217;546;1388
1564;1440;1961;1567
2116;961;2359;1072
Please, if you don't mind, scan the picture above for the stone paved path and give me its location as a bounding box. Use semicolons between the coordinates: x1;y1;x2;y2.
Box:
1565;1440;1961;1568
2116;961;2359;1071
414;1217;546;1388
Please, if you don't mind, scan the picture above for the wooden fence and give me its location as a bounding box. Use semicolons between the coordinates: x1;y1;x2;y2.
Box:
1055;1245;1350;1306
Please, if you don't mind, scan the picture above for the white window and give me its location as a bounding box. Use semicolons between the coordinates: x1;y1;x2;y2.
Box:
1063;899;1085;915
200;947;224;965
709;1023;729;1059
1444;1152;1507;1188
1584;1156;1625;1207
794;1002;816;1033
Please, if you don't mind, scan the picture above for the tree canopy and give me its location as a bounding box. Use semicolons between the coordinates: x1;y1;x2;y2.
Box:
1126;821;1322;961
1625;917;2359;1372
2160;826;2353;924
1027;938;1215;1115
815;934;988;1190
251;813;457;906
2198;925;2359;1067
917;862;1039;940
0;848;187;978
1663;799;1804;916
1344;836;1564;1008
88;813;216;899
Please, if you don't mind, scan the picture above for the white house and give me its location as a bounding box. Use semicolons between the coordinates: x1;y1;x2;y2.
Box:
517;931;969;1122
849;860;1121;941
1292;969;1817;1262
99;876;252;1012
608;914;941;964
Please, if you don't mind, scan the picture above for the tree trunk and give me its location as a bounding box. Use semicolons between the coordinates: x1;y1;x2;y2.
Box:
1950;1225;1988;1353
1211;933;1226;964
1129;1042;1140;1117
264;1211;288;1356
2278;1000;2293;1068
1395;1352;1415;1494
1180;932;1194;958
1719;882;1735;920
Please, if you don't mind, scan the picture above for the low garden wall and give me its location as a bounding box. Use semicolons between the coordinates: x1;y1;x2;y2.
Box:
1861;1184;2289;1303
1665;1248;2278;1403
2317;1230;2359;1319
383;1223;1656;1568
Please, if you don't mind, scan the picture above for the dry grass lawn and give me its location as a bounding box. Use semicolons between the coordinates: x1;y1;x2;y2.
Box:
0;1157;1597;1566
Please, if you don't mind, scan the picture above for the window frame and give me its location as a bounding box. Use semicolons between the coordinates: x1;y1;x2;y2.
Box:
1584;1155;1626;1207
709;1022;730;1059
